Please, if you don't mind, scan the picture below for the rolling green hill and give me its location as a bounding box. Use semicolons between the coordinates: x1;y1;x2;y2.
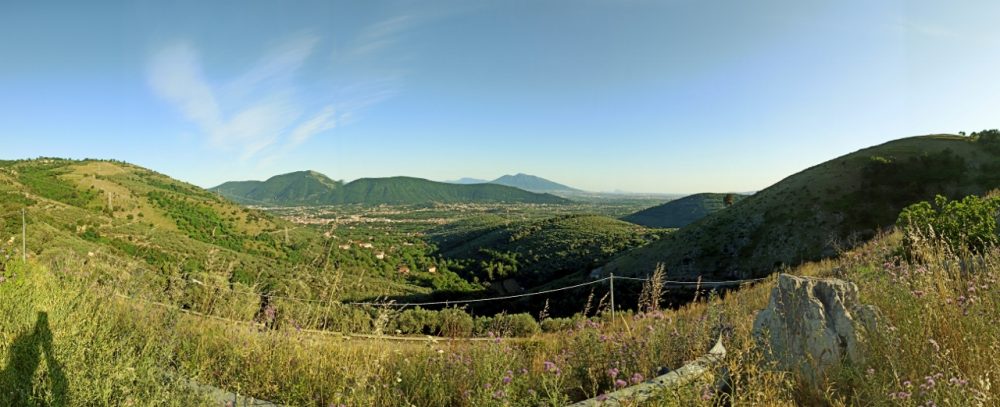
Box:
622;192;746;228
489;173;580;193
211;170;343;205
211;172;569;205
427;214;666;288
603;134;1000;280
0;159;471;307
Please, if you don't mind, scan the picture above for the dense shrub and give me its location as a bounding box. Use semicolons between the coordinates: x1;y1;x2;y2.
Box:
473;312;541;337
540;317;578;333
392;307;439;335
437;307;474;337
971;128;1000;154
897;194;1000;256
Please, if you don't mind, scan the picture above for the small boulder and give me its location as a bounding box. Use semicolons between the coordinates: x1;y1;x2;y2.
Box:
753;273;876;385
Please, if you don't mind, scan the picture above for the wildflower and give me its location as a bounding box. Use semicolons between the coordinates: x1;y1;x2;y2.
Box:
502;376;512;385
543;361;556;372
596;394;609;402
896;391;911;400
630;373;644;384
701;386;713;401
607;368;620;378
492;390;506;399
614;379;627;388
923;375;936;389
903;380;912;388
519;368;528;375
483;383;492;389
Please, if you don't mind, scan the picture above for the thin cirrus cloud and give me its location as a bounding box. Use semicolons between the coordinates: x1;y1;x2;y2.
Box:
148;12;436;162
147;35;341;160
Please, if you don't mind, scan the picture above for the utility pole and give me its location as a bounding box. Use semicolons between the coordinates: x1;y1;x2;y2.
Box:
609;273;615;322
22;208;26;262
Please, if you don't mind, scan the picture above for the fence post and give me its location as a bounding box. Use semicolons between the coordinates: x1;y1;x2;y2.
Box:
609;273;615;322
21;208;26;263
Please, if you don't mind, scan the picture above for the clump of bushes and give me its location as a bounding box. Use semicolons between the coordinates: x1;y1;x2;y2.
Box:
474;312;541;337
391;307;440;335
438;307;475;337
971;128;1000;154
897;193;1000;256
388;307;542;337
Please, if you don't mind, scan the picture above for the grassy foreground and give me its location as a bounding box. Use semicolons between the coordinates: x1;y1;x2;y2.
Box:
2;227;998;405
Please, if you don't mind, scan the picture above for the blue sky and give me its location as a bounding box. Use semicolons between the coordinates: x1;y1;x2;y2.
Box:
1;1;998;194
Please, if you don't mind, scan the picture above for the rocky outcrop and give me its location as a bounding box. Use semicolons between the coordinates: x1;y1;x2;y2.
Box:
568;336;728;407
753;274;877;385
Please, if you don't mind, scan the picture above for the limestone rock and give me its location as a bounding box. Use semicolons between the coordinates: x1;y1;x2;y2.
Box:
753;273;877;385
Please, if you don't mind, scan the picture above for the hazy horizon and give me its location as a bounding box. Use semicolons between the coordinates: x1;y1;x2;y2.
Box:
3;1;998;194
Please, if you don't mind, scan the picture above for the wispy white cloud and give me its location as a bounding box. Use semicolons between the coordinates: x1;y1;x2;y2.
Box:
148;44;223;138
289;105;337;147
352;15;415;56
149;10;446;163
148;35;338;160
893;19;959;40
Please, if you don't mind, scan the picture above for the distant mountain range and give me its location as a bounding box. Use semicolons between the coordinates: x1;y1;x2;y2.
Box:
622;193;747;228
211;171;569;206
443;173;580;194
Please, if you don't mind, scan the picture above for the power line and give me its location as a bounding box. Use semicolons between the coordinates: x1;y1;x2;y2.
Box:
611;275;767;285
344;277;613;307
184;273;768;308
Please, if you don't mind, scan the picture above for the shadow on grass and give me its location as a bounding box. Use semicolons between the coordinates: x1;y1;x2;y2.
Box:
1;311;69;406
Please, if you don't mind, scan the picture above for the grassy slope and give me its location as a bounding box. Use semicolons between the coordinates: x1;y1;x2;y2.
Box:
622;192;746;228
605;135;1000;280
6;224;996;405
0;159;432;305
212;172;570;206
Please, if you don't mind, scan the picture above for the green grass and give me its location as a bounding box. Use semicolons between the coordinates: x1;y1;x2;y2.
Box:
0;262;211;406
2;194;999;405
